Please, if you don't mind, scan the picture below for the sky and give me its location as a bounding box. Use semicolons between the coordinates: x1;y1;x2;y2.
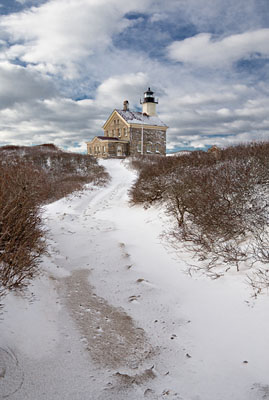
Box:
0;0;269;153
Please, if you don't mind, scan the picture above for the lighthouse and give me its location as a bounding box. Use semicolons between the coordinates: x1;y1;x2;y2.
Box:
86;86;167;158
141;87;158;116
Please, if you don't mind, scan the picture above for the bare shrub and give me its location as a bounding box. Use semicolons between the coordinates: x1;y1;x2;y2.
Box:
163;160;262;271
130;142;269;289
0;144;109;203
247;268;269;296
0;162;46;298
0;144;109;300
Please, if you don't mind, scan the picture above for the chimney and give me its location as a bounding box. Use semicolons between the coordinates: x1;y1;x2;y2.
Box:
123;100;129;111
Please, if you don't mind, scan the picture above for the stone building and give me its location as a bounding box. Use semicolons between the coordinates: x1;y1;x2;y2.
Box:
86;88;168;158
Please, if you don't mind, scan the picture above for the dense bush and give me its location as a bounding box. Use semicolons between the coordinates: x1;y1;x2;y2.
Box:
0;144;109;202
0;162;46;298
129;142;269;292
0;144;109;300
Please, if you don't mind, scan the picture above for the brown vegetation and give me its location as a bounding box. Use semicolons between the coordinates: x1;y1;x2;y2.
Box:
0;144;109;300
129;142;269;294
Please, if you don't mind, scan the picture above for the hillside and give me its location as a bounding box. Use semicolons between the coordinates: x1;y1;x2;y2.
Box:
129;142;269;292
1;158;269;400
0;144;109;299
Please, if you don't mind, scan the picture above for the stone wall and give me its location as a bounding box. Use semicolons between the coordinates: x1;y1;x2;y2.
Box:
129;127;166;156
107;142;129;158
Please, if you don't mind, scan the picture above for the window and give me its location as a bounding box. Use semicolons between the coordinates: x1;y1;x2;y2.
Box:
118;128;121;137
137;141;141;152
146;143;152;153
124;128;127;137
155;143;160;153
117;145;122;156
112;129;114;136
89;146;92;155
103;145;106;153
114;119;116;125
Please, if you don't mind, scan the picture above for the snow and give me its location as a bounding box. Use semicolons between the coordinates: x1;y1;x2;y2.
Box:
167;150;192;156
116;109;167;127
1;159;269;400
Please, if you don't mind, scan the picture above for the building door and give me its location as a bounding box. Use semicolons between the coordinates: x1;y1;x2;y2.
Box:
117;145;122;157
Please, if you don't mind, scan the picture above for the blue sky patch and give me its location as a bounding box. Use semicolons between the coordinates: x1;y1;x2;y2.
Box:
114;13;197;59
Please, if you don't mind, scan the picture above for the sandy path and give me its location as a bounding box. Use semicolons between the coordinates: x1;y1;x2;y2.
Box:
61;269;153;369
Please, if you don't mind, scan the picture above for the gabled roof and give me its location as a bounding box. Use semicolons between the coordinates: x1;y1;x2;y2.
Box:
115;109;167;127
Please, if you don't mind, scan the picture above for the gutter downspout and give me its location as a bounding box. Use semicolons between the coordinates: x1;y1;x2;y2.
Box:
141;125;144;155
130;128;132;156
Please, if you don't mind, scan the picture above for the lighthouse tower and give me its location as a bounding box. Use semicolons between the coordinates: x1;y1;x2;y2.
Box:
141;87;158;116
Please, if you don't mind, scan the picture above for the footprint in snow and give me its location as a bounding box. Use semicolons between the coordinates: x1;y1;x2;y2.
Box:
128;295;141;303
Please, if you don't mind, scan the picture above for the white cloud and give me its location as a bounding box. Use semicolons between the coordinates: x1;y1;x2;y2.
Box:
96;72;148;108
0;0;149;78
0;61;56;108
0;72;150;150
0;96;103;149
162;82;269;151
0;0;269;152
167;29;269;67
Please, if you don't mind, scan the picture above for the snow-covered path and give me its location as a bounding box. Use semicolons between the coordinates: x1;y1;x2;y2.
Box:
1;159;269;400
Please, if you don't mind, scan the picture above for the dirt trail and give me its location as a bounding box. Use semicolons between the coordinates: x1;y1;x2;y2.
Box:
61;269;153;369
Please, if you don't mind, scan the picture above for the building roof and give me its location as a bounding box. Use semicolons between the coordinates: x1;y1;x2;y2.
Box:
97;136;119;141
115;109;167;127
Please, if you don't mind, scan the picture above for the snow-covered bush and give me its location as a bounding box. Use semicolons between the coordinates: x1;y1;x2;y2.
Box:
0;144;109;203
129;142;269;291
